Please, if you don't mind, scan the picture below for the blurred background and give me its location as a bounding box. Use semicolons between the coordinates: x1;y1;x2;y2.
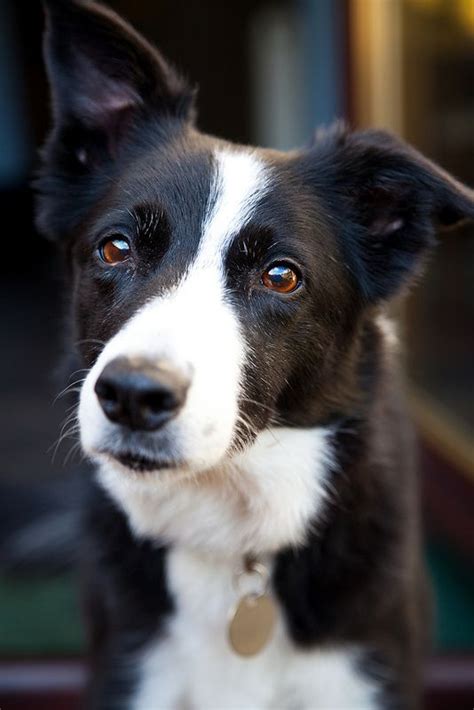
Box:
0;0;472;707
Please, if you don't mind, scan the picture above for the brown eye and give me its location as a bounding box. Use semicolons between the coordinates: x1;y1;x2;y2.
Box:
262;262;301;294
98;237;131;265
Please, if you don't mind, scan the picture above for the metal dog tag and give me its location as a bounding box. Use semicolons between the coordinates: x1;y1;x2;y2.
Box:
228;592;277;657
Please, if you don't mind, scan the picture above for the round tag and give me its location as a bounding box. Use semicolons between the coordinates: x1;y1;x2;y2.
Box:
228;593;277;657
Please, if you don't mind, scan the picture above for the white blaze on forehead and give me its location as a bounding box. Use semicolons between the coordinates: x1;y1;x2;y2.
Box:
197;149;269;269
79;148;270;477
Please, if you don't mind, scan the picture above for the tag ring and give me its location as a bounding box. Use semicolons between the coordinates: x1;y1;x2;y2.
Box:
233;559;270;598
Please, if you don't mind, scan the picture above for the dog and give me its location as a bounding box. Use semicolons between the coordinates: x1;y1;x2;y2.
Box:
36;1;474;708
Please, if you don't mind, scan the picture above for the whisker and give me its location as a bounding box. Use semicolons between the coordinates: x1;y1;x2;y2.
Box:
53;379;87;404
67;368;90;381
49;407;81;461
63;440;84;466
49;424;80;463
74;338;106;348
239;396;275;415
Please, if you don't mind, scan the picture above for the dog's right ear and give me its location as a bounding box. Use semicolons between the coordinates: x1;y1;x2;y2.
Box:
298;125;474;303
37;0;194;240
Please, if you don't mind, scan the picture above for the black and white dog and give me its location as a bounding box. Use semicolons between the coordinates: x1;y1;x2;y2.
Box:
37;1;473;708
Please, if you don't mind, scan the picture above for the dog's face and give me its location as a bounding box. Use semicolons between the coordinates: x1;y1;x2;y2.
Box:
39;2;473;491
72;133;366;478
74;140;352;475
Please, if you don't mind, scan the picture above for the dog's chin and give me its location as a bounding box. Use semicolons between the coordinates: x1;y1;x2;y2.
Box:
94;448;185;476
90;441;233;481
115;451;181;473
84;422;238;482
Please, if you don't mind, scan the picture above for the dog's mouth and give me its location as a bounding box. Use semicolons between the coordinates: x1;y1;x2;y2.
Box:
101;449;181;473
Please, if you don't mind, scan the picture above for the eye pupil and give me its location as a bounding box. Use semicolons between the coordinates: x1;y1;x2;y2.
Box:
262;263;300;294
99;238;131;265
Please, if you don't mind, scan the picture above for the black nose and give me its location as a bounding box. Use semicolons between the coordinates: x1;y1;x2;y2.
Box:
94;357;190;431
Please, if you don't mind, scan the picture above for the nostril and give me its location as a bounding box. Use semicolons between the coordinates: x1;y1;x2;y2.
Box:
140;389;179;415
94;378;123;419
95;380;118;403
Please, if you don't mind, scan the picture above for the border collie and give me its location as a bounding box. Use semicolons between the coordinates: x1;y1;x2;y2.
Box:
36;1;474;708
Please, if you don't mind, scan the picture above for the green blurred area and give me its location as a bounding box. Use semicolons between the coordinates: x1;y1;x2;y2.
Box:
0;539;473;656
0;573;84;656
426;538;474;650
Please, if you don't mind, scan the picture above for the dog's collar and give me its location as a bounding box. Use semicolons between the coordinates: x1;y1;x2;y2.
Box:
227;556;277;657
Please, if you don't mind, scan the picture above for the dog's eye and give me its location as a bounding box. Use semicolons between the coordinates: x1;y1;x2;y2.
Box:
262;262;301;294
98;237;131;265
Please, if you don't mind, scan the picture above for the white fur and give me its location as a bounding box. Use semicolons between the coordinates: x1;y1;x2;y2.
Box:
132;547;381;710
98;425;334;556
79;148;268;478
376;313;398;350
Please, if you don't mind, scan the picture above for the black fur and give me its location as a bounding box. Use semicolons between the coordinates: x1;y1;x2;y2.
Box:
83;483;173;709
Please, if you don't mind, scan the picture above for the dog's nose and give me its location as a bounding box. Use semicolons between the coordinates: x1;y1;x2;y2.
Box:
94;357;190;431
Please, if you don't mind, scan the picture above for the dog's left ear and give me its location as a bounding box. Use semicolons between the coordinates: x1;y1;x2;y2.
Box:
43;0;193;146
302;127;474;302
37;0;194;239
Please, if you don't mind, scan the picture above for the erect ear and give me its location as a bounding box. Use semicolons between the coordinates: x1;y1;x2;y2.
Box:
37;0;194;239
304;125;474;302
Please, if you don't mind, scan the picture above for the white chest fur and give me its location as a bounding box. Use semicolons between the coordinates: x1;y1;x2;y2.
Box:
98;426;335;557
132;548;381;710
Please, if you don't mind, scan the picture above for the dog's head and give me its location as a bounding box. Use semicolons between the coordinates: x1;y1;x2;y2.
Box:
38;1;473;491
